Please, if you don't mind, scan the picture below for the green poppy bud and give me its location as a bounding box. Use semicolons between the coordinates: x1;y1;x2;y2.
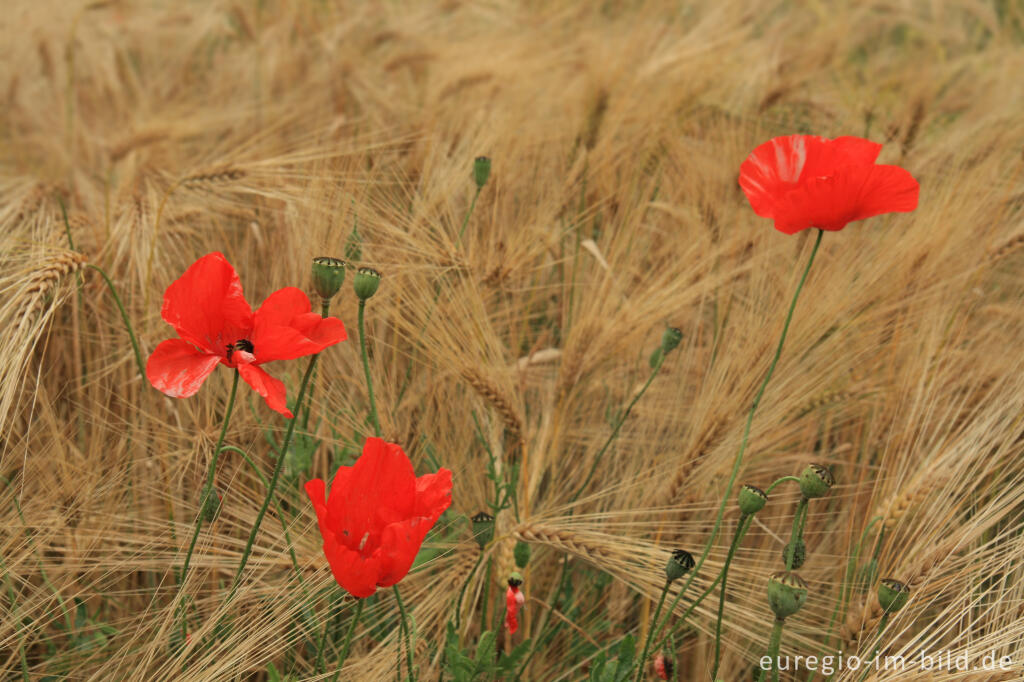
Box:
766;571;808;620
353;267;381;301
877;578;910;613
661;327;683;354
799;463;835;499
473;156;492;189
200;484;222;523
783;539;806;570
311;256;347;301
738;484;767;515
665;549;695;582
514;540;531;569
471;511;494;548
508;571;523;588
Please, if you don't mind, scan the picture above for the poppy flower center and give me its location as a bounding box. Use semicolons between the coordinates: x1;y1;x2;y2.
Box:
225;338;255;363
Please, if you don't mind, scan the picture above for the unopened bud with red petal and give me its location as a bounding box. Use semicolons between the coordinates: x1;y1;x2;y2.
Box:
311;256;347;301
471;511;494;548
878;578;910;613
738;484;767;515
653;653;673;680
799;463;835;499
766;571;808;620
353;267;381;301
665;549;695;582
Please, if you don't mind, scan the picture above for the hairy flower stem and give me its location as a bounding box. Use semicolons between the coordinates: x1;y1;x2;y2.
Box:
228;353;319;596
712;514;754;679
634;580;671;682
84;264;145;378
393;585;416;681
457;185;483;244
786;497;809;570
358;300;382;438
856;613;890;682
177;370;239;639
762;619;785;682
329;598;366;682
648;229;823;650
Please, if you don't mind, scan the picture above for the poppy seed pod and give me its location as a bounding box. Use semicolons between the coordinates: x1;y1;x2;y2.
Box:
878;578;910;613
353;267;381;301
799;463;835;499
766;571;808;620
471;511;494;548
200;484;222;523
311;256;347;301
783;539;806;570
508;571;524;588
665;549;695;582
661;327;683;354
514;540;531;569
473;156;492;188
738;484;768;515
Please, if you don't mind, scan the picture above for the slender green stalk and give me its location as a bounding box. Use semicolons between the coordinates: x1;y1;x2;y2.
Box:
764;619;785;682
393;585;416;681
228;354;319;594
786;497;809;570
571;351;665;503
856;613;889;682
457;186;482;244
634;580;672;682
358;300;382;438
84;264;145;379
712;514;753;679
648;229;824;650
329;598;366;682
765;476;802;494
453;551;485;631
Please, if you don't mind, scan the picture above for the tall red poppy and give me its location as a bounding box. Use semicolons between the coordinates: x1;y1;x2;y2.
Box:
739;135;919;234
505;582;525;634
304;437;453;598
146;252;347;417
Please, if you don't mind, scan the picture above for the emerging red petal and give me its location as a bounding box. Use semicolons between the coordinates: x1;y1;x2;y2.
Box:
161;252;253;354
237;363;292;418
146;338;221;398
251;287;348;363
505;586;523;634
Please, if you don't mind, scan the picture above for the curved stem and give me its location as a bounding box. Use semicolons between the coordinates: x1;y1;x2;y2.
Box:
358;300;382;438
178;370;239;638
228;354;319;594
329;598;366;682
85;264;145;379
765;475;802;495
648;229;823;650
712;514;753;679
393;585;416;681
634;580;671;682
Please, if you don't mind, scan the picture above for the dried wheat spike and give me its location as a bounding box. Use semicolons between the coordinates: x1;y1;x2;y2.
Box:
987;232;1024;265
16;249;88;327
462;368;524;457
513;524;615;568
181;166;246;186
880;471;950;532
654;416;726;508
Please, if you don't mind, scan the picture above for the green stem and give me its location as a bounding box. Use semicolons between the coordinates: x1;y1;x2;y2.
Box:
358;300;382;438
329;598;366;682
571;351;665;502
856;613;889;682
453;550;485;631
178;370;239;639
765;476;802;495
228;354;319;594
457;186;483;244
648;229;823;650
763;619;785;682
634;580;671;682
786;497;809;570
302;300;331;430
712;514;753;679
393;585;416;681
85;264;145;379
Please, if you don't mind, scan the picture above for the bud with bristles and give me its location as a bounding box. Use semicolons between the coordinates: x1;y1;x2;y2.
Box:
471;511;494;548
799;463;835;499
766;571;808;620
878;578;910;613
514;540;531;568
783;539;806;570
665;549;695;582
311;256;346;301
473;156;492;188
200;484;222;523
661;327;683;354
353;267;381;301
738;484;767;515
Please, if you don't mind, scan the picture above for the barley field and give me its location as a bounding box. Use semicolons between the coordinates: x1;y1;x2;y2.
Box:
2;1;1024;680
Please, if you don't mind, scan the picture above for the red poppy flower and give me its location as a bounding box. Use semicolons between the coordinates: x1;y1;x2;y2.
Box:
505;578;525;634
304;437;453;598
739;135;919;234
146;252;347;417
653;653;672;680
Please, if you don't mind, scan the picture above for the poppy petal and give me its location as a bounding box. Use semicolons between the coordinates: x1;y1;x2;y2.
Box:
252;288;348;362
414;468;454;520
376;516;433;587
349;438;416;521
323;534;384;598
237;363;293;417
848;163;920;222
146;338;221;398
161;252;253;353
